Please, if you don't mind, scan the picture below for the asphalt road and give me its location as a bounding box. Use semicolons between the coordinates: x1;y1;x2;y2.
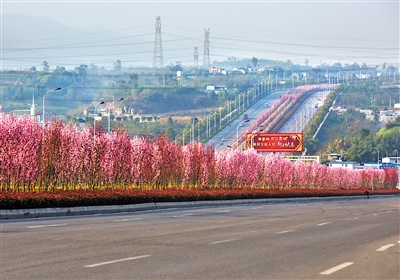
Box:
1;196;399;279
206;90;286;153
279;90;330;133
207;88;331;153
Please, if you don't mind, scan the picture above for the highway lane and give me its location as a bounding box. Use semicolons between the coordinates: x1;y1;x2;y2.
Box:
206;90;286;153
279;90;330;133
1;196;399;279
207;88;331;153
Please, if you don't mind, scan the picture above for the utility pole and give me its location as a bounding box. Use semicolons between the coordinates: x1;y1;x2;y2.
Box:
203;28;210;70
193;47;199;69
153;16;164;85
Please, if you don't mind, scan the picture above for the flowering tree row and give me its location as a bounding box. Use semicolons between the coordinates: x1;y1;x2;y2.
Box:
0;114;397;191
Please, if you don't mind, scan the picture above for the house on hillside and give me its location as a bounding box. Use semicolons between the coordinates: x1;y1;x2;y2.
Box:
325;153;361;169
328;161;361;169
206;84;228;94
209;66;227;75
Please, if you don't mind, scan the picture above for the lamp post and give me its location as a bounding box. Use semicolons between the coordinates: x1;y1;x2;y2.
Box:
42;87;61;125
94;101;105;137
236;122;243;150
219;108;222;129
236;119;250;150
108;97;124;133
198;126;200;142
191;117;198;143
175;133;181;145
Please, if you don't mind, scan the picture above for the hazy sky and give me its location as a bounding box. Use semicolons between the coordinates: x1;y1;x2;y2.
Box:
1;0;399;69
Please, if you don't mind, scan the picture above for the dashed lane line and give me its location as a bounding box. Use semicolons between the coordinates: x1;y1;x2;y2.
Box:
319;262;354;275
27;224;67;228
376;244;395;251
211;238;241;244
84;255;151;268
317;222;331;226
114;218;142;222
172;214;194;218
276;230;294;234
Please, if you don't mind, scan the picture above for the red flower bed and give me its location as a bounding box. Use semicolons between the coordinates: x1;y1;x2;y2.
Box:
1;188;398;210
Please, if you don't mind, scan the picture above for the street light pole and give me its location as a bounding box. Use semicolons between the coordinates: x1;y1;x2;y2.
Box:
42;87;61;125
191;117;197;143
108;97;124;133
236;122;242;150
236;119;250;150
175;133;181;145
94;101;105;137
219;108;222;129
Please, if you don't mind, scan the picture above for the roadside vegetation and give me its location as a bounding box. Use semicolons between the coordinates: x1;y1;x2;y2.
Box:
1;59;399;209
0;113;398;209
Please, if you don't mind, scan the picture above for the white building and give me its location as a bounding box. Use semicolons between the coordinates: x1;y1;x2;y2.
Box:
328;161;361;169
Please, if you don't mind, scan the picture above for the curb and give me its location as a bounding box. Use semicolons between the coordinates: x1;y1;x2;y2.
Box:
1;194;398;220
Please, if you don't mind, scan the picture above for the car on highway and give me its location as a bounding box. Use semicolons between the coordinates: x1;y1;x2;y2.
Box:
222;137;226;141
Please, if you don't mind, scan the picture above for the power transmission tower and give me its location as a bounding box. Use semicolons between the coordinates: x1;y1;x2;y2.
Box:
203;28;210;70
153;16;164;82
193;47;199;69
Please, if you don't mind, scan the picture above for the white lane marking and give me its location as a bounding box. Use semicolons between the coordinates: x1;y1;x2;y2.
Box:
276;230;294;234
346;217;358;220
172;214;193;218
319;262;354;275
376;244;395;251
114;218;142;222
398;240;400;244
251;207;262;210
217;210;230;213
84;255;151;268
317;222;331;226
211;238;241;244
27;224;67;229
386;211;392;213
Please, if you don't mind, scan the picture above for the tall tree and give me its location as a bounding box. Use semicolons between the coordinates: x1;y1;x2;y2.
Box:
114;60;122;72
252;57;258;68
42;61;50;71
